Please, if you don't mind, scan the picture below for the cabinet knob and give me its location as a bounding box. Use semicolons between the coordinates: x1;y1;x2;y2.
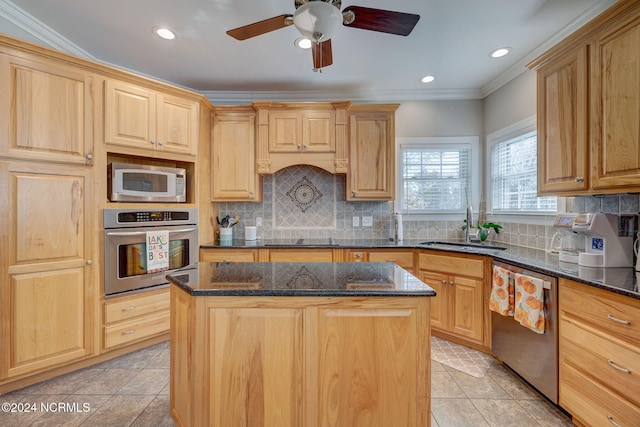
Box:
354;253;362;258
441;280;447;284
297;144;301;149
303;144;308;149
449;281;455;286
575;177;584;183
86;154;93;160
158;141;164;146
150;140;156;145
249;191;254;196
86;260;93;265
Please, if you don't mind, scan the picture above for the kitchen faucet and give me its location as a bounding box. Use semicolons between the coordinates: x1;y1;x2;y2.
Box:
465;206;473;243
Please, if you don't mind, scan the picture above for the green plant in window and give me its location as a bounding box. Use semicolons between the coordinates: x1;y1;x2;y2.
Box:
462;221;502;242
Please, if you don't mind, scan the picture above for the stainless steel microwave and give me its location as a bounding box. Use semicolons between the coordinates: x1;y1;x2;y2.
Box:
108;162;186;203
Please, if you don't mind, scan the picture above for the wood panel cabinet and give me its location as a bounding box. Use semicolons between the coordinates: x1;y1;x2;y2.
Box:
211;106;261;201
171;289;431;427
419;251;485;345
268;249;333;262
0;53;95;165
103;288;170;350
529;0;640;195
0;162;95;380
347;104;398;200
199;248;259;263
268;110;335;153
346;249;415;273
559;279;640;426
104;79;198;156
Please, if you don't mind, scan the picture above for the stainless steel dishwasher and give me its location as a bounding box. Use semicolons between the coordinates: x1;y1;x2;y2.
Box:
491;260;559;404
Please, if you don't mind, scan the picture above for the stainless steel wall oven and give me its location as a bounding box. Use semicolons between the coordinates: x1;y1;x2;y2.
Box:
104;208;198;297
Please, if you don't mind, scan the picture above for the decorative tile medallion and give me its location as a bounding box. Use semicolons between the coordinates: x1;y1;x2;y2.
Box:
286;176;323;212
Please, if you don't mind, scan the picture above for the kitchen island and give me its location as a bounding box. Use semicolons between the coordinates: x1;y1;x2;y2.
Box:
167;262;436;427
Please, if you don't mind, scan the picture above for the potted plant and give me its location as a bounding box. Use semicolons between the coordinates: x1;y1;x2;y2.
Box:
462;220;503;242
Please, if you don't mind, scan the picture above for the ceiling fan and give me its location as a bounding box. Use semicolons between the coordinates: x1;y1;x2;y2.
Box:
226;0;420;71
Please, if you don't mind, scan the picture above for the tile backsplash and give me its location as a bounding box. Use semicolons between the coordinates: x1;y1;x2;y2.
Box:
218;165;640;250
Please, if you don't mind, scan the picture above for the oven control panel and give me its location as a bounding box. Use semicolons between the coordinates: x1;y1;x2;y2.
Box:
118;210;190;223
104;208;197;228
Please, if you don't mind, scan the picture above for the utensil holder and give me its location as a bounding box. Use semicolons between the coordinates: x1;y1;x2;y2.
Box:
219;228;232;243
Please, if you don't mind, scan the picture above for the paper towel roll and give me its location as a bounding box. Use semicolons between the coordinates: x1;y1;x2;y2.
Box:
245;226;257;241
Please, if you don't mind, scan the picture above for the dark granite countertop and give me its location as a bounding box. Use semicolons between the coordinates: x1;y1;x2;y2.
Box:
167;262;436;297
200;238;640;299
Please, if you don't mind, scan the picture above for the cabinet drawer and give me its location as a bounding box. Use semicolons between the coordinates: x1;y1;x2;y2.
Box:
560;279;640;345
104;311;170;349
368;252;414;269
561;317;640;406
560;361;640;427
269;249;333;262
105;290;169;324
199;249;257;262
419;252;484;278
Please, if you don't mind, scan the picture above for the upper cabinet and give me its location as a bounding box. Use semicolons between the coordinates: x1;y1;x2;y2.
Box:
347;104;398;201
530;0;640;195
104;79;199;156
254;101;349;174
211;106;261;201
0;54;95;165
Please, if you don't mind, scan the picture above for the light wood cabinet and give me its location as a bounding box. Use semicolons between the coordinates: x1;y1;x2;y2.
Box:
0;53;95;165
268;249;333;262
199;248;259;262
171;289;431;427
346;249;415;273
211;106;261;201
559;278;640;426
347;104;398;200
419;251;485;345
0;162;95;380
104;79;198;156
103;288;170;350
529;0;640;195
268;109;335;153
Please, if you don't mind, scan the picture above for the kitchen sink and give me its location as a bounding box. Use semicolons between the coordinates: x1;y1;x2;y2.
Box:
419;241;508;251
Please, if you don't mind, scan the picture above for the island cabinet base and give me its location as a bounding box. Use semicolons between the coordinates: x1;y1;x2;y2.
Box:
170;285;431;427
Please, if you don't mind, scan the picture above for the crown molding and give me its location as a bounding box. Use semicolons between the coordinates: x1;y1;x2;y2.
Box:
0;0;96;60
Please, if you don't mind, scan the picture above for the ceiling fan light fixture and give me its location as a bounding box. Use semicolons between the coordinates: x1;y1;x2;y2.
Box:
490;47;510;58
294;37;312;49
293;1;342;42
154;27;176;40
421;75;435;83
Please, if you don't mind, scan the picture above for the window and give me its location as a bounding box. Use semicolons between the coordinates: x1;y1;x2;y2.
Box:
399;144;471;212
491;131;556;212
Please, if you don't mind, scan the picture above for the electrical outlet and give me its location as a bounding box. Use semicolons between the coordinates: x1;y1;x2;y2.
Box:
256;217;263;227
362;216;373;227
352;216;360;227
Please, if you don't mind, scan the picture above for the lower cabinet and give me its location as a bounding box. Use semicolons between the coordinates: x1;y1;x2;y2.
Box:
346;249;415;273
171;287;431;427
559;278;640;426
269;248;333;262
103;288;170;350
418;251;486;346
199;248;259;262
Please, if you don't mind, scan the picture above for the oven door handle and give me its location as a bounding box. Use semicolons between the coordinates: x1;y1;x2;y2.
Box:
106;227;198;237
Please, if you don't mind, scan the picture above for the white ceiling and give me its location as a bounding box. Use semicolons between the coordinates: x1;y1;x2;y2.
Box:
0;0;617;102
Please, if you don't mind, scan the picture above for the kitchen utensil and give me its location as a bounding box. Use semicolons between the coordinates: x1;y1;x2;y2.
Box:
221;215;230;228
216;216;221;225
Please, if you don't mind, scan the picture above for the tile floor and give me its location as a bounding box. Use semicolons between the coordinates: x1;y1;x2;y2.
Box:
0;340;574;427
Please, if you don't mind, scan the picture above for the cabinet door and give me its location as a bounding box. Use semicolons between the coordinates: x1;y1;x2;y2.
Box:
591;18;640;189
104;79;156;150
157;94;198;155
419;270;449;331
208;307;303;427
536;45;589;194
268;111;300;152
1;163;94;379
211;113;260;200
269;249;333;262
451;275;484;343
347;112;394;200
302;110;335;152
0;54;94;165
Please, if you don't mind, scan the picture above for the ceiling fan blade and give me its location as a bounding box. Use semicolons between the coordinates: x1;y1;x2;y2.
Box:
227;14;293;40
312;40;333;69
342;6;420;36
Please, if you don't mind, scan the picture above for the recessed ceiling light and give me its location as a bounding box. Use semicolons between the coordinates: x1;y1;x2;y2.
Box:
490;47;510;58
154;27;176;40
294;37;312;49
421;75;435;83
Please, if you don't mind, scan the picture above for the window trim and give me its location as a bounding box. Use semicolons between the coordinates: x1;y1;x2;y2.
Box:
395;136;481;218
485;116;558;215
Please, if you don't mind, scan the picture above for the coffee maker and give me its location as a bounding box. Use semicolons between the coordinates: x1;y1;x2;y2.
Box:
571;213;634;268
548;213;582;263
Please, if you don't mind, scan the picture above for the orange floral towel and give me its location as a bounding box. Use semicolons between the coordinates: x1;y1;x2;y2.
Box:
513;273;546;334
489;266;513;316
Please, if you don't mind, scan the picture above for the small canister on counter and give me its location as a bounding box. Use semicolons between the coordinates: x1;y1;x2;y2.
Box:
245;226;257;241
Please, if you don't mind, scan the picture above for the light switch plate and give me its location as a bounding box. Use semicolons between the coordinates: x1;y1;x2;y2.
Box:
362;216;373;227
256;217;263;227
352;216;360;227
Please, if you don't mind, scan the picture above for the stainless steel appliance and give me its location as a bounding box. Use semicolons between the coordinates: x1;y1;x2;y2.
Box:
108;162;187;203
491;260;559;404
104;208;197;296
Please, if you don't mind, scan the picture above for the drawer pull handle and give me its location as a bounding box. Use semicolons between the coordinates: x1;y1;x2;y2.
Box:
122;306;137;311
122;329;136;335
607;415;622;427
441;280;447;285
607;314;631;325
607;359;631;373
